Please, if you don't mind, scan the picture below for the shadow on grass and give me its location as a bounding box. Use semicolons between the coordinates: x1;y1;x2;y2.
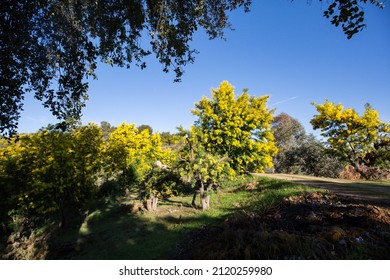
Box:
2;177;321;260
161;198;193;208
43;185;390;260
42;197;225;260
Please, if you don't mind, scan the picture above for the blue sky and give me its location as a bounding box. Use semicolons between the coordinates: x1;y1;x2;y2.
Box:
18;0;390;136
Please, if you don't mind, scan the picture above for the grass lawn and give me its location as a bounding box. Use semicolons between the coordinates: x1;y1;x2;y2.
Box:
61;176;319;259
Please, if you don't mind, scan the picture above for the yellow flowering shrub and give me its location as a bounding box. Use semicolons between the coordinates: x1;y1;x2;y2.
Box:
192;81;278;173
311;100;389;178
104;122;172;184
0;124;103;225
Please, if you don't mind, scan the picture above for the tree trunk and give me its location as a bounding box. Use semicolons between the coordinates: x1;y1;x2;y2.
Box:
146;196;159;211
201;193;210;211
146;199;152;211
199;180;210;211
152;196;158;211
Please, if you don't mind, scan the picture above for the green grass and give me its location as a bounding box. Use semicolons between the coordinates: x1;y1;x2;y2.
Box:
49;176;320;259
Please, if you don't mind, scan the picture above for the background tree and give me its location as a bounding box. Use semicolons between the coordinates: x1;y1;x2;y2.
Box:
192;81;277;174
311;100;390;179
271;112;305;172
272;113;306;149
137;124;153;135
160;131;183;149
276;134;344;178
272;112;343;177
100;121;116;141
1;0;384;137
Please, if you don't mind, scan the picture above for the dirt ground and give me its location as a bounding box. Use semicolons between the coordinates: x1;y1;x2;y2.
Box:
175;192;390;259
255;173;390;207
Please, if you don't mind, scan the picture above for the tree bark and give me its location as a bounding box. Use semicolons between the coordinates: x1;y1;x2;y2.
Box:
146;199;152;211
201;193;210;211
152;196;158;211
199;180;210;211
146;196;159;211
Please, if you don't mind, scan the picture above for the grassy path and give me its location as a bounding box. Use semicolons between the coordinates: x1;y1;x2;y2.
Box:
255;173;390;207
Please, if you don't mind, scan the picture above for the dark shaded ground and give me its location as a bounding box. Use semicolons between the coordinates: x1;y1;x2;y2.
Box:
175;192;390;259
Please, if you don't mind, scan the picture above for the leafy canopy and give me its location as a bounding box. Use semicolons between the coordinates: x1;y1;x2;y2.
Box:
0;0;251;137
271;112;306;150
320;0;385;39
1;1;384;137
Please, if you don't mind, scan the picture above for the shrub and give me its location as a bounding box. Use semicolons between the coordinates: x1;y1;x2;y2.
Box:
143;167;184;199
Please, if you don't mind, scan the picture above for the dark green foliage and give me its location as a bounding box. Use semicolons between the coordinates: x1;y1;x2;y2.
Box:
322;0;384;39
276;135;344;178
98;180;122;198
143;167;184;199
137;124;153;135
1;0;252;137
0;153;20;234
272;113;343;178
375;145;390;170
119;165;141;187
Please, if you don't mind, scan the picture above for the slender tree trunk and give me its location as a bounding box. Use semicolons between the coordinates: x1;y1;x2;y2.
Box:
199;180;210;211
146;196;159;211
152;196;158;211
146;199;152;211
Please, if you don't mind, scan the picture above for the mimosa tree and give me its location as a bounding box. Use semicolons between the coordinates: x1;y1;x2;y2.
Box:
192;81;277;174
311;100;390;179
